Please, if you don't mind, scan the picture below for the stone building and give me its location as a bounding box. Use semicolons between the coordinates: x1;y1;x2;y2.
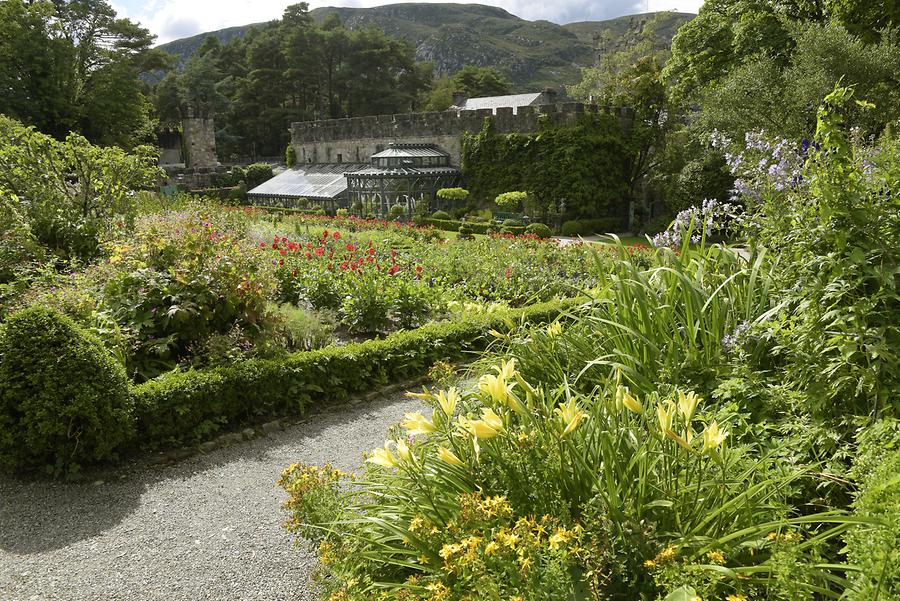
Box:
246;93;633;216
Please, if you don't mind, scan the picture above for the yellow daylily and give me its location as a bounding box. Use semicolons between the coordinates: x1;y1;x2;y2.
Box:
622;389;644;414
367;441;399;467
494;358;517;381
459;408;504;440
478;373;511;405
656;400;675;433
677;390;701;422
702;421;728;452
665;429;693;451
481;408;504;430
545;321;563;337
555;399;588;437
395;439;413;464
401;411;436;436
405;389;432;400
437;447;465;467
437;387;460;417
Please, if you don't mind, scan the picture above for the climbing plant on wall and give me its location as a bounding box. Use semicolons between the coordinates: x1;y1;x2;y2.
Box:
461;114;629;221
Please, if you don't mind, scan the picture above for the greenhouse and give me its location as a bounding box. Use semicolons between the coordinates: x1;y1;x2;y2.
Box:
345;144;460;217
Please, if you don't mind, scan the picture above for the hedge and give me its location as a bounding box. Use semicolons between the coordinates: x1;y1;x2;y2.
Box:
423;218;525;236
131;297;583;450
560;217;625;237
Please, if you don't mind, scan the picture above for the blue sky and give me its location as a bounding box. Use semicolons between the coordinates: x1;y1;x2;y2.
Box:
111;0;703;44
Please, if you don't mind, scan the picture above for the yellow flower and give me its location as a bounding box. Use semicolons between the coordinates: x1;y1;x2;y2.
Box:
621;389;644;414
366;441;398;467
555;399;588;437
706;550;725;564
666;428;693;451
461;409;503;439
677;390;701;421
655;546;678;562
484;541;500;555
643;559;657;568
395;439;413;464
437;387;459;417
478;373;522;413
437;446;465;467
495;358;517;381
405;389;432;400
545;321;563;337
656;400;675;433
401;411;436;436
702;420;728;452
725;595;748;601
548;528;573;550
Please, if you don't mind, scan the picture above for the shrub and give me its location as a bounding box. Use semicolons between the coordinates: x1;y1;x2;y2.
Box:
336;208;348;218
0;197;44;284
495;190;529;211
843;419;900;600
244;163;274;189
436;188;470;202
561;220;584;237
525;222;553;239
458;223;475;240
0;307;133;475
431;210;451;220
388;204;406;219
502;218;523;227
131;299;577;448
285;145;296;168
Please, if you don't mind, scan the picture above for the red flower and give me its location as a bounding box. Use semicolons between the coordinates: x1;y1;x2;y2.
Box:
340;262;349;270
279;259;285;266
314;247;325;257
333;231;341;240
388;264;401;275
366;247;376;256
305;251;312;259
346;243;356;252
259;242;267;249
505;267;512;279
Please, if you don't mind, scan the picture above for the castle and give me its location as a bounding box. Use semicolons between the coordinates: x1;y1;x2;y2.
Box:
248;93;633;215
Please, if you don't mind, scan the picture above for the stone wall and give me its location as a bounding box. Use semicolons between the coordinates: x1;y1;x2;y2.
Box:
290;104;633;166
182;117;218;169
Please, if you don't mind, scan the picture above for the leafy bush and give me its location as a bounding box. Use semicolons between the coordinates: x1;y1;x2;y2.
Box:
388;203;406;219
336;208;348;218
525;222;553;239
561;220;584;237
281;360;840;600
132;299;576;448
285;144;296;167
244;163;274;189
431;210;450;220
495;190;528;211
0;196;44;284
501;218;523;227
458;223;475;240
436;188;469;202
843;419;900;600
0;306;133;475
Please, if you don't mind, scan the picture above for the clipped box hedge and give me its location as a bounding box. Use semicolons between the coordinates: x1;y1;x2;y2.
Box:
423;218;526;236
131;298;582;450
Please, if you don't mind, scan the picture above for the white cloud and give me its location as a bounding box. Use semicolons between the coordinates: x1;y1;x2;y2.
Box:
116;0;702;45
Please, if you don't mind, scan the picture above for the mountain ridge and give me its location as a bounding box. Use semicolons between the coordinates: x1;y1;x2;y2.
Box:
156;4;694;91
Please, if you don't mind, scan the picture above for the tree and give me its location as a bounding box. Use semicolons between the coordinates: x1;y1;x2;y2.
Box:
0;0;170;148
0;116;162;259
425;66;513;111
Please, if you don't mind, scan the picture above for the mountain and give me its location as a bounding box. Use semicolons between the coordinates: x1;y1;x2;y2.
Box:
155;4;695;92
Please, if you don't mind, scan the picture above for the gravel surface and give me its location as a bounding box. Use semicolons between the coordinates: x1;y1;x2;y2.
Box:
0;393;421;601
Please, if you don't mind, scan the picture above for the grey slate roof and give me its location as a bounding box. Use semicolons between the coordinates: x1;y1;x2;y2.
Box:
246;163;367;199
371;145;450;159
452;93;544;112
348;166;460;178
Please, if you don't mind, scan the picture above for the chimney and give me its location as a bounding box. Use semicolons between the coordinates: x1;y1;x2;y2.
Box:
452;91;468;108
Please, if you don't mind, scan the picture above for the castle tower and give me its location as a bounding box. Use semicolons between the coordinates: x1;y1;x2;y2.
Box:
182;106;218;169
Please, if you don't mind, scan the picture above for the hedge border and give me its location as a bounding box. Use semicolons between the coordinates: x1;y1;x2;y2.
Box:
422;218;526;236
131;297;583;451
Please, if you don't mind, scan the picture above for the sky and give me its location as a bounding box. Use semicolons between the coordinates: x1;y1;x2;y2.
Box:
110;0;703;45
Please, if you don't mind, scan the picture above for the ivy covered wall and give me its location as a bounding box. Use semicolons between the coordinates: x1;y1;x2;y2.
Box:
461;113;630;222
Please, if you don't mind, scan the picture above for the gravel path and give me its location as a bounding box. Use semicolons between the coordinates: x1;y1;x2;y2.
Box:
0;393;421;601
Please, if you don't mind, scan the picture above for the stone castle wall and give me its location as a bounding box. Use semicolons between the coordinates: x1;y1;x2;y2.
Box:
291;103;633;166
182;117;218;169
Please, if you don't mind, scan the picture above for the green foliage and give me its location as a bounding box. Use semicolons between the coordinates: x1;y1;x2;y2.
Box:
843;420;900;600
388;203;406;219
132;298;575;449
431;210;451;220
436;188;470;202
745;88;900;417
0;306;133;475
0;0;168;148
244;163;275;189
0;116;162;260
495;191;528;211
424;67;512;111
285;144;297;167
462;115;629;220
524;222;552;239
0;195;44;285
457;223;475;240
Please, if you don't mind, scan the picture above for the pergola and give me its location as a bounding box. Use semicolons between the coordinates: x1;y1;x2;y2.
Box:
345;144;460;217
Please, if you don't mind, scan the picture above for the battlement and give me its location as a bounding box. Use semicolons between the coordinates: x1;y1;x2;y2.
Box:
290;103;633;145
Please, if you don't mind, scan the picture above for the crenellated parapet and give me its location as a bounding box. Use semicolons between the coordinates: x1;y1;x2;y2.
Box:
289;104;633;166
